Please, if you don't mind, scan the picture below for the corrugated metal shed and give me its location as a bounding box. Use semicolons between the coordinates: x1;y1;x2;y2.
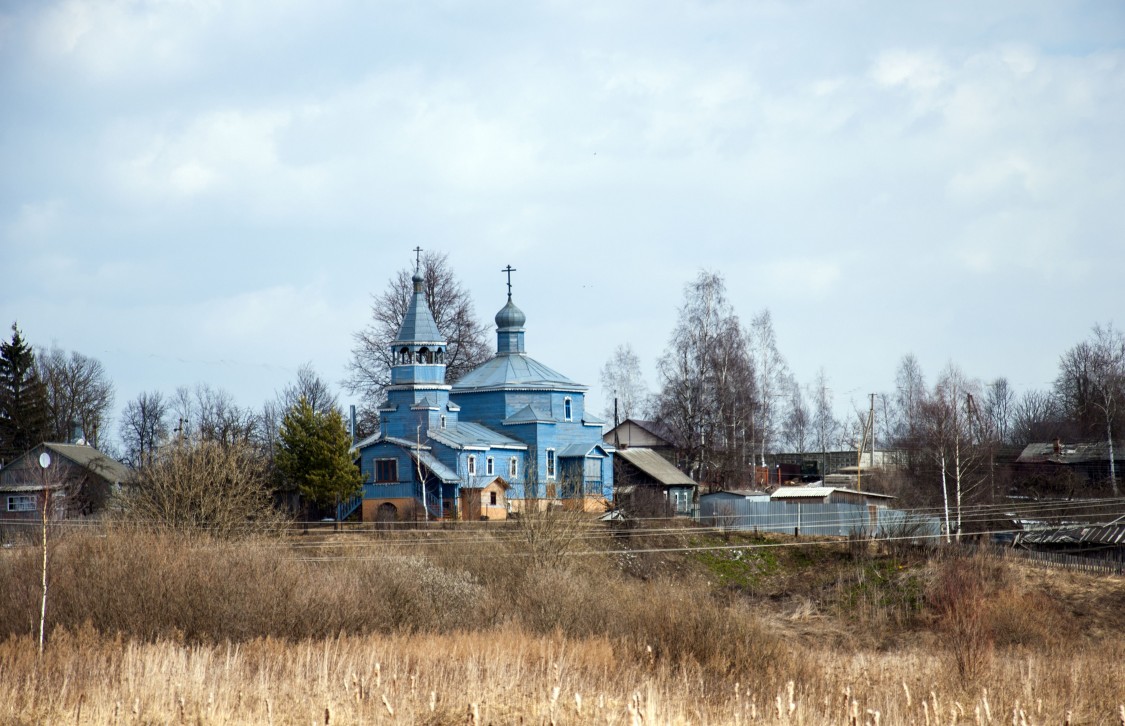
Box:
770;486;895;502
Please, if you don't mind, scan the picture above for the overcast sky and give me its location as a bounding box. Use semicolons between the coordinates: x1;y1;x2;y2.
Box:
2;0;1123;445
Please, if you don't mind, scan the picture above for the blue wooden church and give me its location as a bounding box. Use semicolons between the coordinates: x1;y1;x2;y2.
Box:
352;260;613;521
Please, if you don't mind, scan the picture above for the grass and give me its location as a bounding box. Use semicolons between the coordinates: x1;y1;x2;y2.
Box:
1;522;1123;724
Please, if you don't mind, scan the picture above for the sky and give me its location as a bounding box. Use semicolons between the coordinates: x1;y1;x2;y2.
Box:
2;0;1124;448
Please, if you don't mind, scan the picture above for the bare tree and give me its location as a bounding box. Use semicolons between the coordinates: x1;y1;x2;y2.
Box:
983;377;1015;445
170;384;258;447
920;364;986;541
118;391;169;468
599;343;650;426
123;438;287;538
653;271;755;488
749;309;790;466
345;251;490;434
1056;323;1125;493
1010;388;1063;446
261;363;340;459
36;346;115;447
811;368;838;479
780;374;810;454
892;354;926;465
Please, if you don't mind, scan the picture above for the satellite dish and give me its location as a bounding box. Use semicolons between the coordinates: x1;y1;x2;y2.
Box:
38;452;51;469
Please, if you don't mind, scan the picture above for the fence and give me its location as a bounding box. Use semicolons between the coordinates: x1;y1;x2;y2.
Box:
699;499;942;539
974;542;1125;576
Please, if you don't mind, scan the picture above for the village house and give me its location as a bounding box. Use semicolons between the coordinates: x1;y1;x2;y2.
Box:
0;442;131;531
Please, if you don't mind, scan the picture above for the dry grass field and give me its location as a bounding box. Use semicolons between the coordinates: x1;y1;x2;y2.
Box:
1;519;1123;724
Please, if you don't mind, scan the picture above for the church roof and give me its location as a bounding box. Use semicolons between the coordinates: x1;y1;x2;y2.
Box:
452;354;586;392
409;449;460;483
428;422;528;451
392;272;444;345
494;297;526;329
558;442;611;458
503;404;554;425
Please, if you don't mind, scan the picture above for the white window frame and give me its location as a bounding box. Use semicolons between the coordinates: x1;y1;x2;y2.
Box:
509;457;518;479
486;456;494;476
546;448;556;480
467;455;476;476
6;495;36;512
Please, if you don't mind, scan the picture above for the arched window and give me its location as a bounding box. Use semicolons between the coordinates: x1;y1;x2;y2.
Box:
418;347;432;363
440;415;447;429
435;348;445;363
467;455;477;476
563;397;573;421
399;347;410;364
509;457;518;478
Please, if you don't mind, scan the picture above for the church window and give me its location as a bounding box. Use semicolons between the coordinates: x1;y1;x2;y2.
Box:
486;457;494;476
546;449;556;479
399;347;410;364
467;455;476;476
440;415;446;429
435;348;444;363
375;459;398;483
509;457;518;478
489;491;498;506
563;397;573;421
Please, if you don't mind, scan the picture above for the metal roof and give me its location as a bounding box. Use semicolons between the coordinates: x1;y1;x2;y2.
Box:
503;405;553;425
1;444;132;486
428;422;527;451
558;443;609;458
770;486;895;500
409;449;460;483
1017;440;1125;465
1018;524;1125;547
392;278;445;346
452;353;586;392
615;447;695;487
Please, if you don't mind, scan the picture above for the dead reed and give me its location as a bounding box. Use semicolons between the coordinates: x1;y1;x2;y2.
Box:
0;526;1122;724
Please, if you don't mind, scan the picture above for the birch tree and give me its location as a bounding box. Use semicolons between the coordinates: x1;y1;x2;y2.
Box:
599;343;650;425
811;368;838;479
654;271;755;487
749;309;790;466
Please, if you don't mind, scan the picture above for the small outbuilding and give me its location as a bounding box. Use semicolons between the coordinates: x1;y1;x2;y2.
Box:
613;447;696;516
769;485;895;507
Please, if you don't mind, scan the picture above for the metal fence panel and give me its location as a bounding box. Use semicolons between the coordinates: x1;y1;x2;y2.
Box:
700;499;941;539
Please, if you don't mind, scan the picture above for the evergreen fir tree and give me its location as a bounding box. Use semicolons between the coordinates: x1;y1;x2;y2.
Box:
0;323;51;462
275;397;362;514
